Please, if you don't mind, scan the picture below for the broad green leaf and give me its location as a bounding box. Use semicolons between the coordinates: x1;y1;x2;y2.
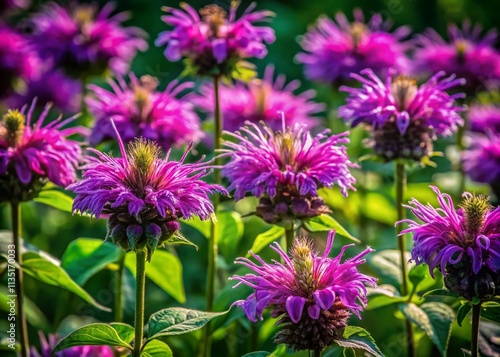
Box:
334;326;383;357
362;192;397;225
52;323;133;353
400;302;454;355
408;264;437;294
180;216;210;238
125;250;186;304
457;302;472;327
142;339;173;357
303;214;359;243
367;250;412;292
0;286;49;330
218;211;244;262
147;308;228;339
422;289;459;298
22;256;110;312
481;302;500;322
366;285;406;310
109;323;134;345
33;189;74;213
241;352;271;357
61;238;121;285
246;226;283;257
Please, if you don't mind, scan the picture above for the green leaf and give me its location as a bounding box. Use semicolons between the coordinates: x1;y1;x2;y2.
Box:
33;189;74;213
400;302;454;355
180;216;210;238
367;250;412;292
147;308;228;339
422;289;459;298
142;339;173;357
21;254;110;312
109;323;134;345
366;285;406;310
481;302;500;322
334;326;383;357
303;214;359;243
125;250;186;304
218;211;244;262
362;192;397;226
61;238;121;285
408;264;437;294
457;302;472;327
0;286;50;331
246;226;283;257
241;352;271;357
52;323;133;353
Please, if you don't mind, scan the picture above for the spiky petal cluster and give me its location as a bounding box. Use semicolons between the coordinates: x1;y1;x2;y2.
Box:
414;22;500;94
296;10;409;85
231;230;375;351
86;73;203;150
399;186;500;300
0;26;39;99
155;2;275;78
0;100;83;203
469;104;500;134
462;133;500;186
30;332;114;357
221;121;356;225
29;2;147;77
192;66;323;132
339;69;464;161
67;126;226;258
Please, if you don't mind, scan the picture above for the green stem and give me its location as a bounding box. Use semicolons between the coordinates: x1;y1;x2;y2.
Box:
203;75;223;357
133;250;147;357
11;202;29;357
114;251;126;323
457;122;466;195
285;227;295;252
314;350;321;357
395;162;415;357
471;303;481;357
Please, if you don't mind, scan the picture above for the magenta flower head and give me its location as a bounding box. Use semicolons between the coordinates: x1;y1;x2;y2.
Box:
0;26;39;99
67;122;227;259
192;65;323;132
462;132;500;187
86;73;203;151
414;22;500;95
231;230;376;352
469;104;500;134
296;10;410;86
155;2;275;79
339;68;465;161
399;186;500;301
30;332;114;357
0;100;83;203
220;120;356;226
29;2;147;77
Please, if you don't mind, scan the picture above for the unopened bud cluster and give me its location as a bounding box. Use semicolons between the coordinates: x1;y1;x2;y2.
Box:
444;260;500;301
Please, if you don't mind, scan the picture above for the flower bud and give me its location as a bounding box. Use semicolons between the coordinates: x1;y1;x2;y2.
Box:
126;224;144;251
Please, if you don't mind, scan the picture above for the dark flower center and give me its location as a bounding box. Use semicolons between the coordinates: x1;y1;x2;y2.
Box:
391;76;418;112
199;4;227;36
454;39;469;63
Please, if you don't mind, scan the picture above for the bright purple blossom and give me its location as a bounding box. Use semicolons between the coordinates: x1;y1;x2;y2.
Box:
469;104;500;134
29;2;147;76
86;73;203;150
414;22;500;94
192;66;323;132
463;133;500;185
296;10;410;85
30;332;114;357
231;230;375;350
155;2;275;77
399;186;500;277
0;100;84;192
0;26;39;98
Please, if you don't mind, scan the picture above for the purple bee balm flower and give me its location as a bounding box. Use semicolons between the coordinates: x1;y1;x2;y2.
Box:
30;332;114;357
0;26;39;99
399;186;500;300
231;230;376;351
339;68;465;161
86;73;203;150
0;0;30;17
29;2;147;77
155;2;275;78
192;65;323;132
0;99;84;203
414;22;500;94
296;9;410;85
220;121;356;225
67;122;226;259
463;132;500;185
469;104;500;134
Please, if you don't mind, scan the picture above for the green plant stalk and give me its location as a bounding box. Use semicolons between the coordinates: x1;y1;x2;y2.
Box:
114;251;126;323
11;202;29;357
457;122;466;195
471;303;481;357
203;75;222;357
285;227;295;252
395;162;415;357
314;350;321;357
133;250;147;357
